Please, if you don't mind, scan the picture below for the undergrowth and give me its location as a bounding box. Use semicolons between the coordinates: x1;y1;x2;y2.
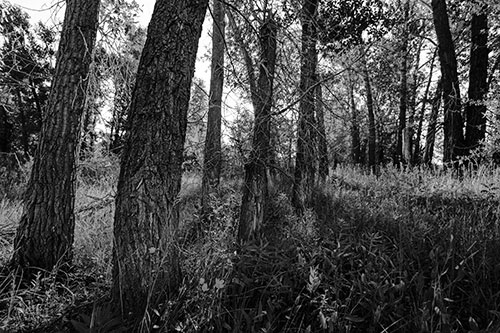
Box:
0;161;499;332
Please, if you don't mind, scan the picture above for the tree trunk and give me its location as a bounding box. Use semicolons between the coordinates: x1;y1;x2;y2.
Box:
423;78;443;165
395;0;409;167
238;14;277;242
201;0;225;218
16;88;30;154
431;0;464;164
407;39;423;165
111;0;208;319
0;105;12;153
413;50;437;164
465;6;488;153
316;78;329;182
10;0;100;272
348;70;362;165
362;51;377;174
293;0;319;212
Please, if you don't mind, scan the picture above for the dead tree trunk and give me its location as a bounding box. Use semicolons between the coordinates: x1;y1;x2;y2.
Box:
10;0;100;273
111;0;208;318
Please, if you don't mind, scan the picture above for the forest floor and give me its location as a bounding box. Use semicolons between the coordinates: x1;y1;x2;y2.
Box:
1;156;500;332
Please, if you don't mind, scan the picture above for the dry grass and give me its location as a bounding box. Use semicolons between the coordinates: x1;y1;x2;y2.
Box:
0;160;500;332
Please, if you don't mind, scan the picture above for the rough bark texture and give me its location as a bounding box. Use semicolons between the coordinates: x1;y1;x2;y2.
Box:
10;0;100;272
293;0;319;212
407;40;423;165
362;52;377;174
465;7;488;152
348;70;362;164
316;79;329;182
238;15;277;242
423;78;443;165
396;0;409;167
432;0;464;163
414;51;436;164
201;0;225;217
111;0;208;318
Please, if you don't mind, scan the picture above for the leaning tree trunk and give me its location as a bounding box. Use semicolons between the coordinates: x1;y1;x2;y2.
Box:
201;0;225;218
238;14;277;242
413;50;436;164
432;0;464;164
465;6;488;153
423;78;443;165
293;0;319;212
362;51;377;174
316;78;329;182
10;0;100;272
111;0;208;319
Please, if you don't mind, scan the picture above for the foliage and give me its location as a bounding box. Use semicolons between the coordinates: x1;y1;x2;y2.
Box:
0;2;55;156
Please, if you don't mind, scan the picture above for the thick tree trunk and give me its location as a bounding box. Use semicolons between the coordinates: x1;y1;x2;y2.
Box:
465;6;488;153
10;0;100;272
293;0;319;212
362;52;377;174
432;0;464;164
238;14;277;242
316;78;329;182
395;0;409;167
201;0;225;217
111;0;208;318
348;70;362;165
423;78;443;165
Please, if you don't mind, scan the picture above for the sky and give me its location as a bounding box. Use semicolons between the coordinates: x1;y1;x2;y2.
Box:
9;0;155;28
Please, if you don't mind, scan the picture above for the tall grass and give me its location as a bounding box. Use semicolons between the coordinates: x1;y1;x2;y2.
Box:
0;160;499;332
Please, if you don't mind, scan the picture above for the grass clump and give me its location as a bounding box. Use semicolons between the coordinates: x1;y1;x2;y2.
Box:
1;161;500;332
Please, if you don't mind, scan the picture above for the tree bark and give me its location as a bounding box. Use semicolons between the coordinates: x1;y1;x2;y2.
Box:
10;0;100;272
293;0;319;212
423;78;443;165
431;0;464;164
362;51;377;174
111;0;208;318
413;50;437;164
465;5;488;153
348;70;362;165
238;14;277;242
395;0;409;167
316;78;328;182
201;0;225;218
